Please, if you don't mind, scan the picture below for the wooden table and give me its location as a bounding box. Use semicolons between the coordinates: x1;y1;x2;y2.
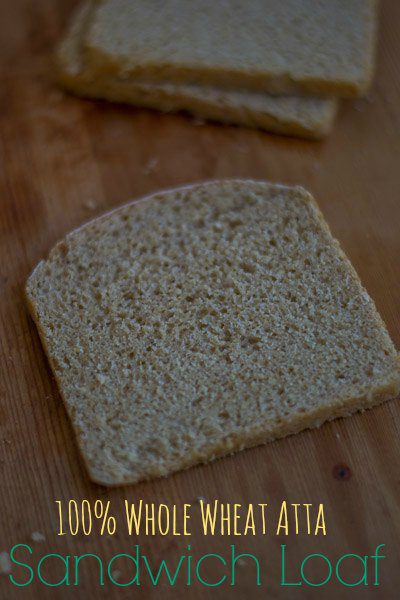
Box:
1;1;399;598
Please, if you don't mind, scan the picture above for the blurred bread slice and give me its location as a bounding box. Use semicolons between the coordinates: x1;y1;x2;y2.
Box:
26;180;400;486
85;0;377;97
57;2;338;139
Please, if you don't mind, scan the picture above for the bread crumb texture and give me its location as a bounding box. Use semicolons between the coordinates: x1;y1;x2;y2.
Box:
26;181;400;485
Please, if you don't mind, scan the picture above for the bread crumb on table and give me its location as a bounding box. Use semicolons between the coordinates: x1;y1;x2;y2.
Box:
83;198;98;211
143;157;159;176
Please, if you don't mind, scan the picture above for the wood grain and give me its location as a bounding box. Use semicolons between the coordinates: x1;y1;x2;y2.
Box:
1;1;399;598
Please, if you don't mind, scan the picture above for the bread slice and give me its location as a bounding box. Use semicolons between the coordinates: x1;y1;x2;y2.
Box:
26;181;400;486
57;2;338;139
84;0;378;97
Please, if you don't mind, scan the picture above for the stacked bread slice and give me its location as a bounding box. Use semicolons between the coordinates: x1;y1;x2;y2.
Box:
57;0;377;139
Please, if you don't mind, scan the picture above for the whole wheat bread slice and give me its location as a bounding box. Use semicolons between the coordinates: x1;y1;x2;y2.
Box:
57;2;337;139
84;0;378;97
26;181;400;486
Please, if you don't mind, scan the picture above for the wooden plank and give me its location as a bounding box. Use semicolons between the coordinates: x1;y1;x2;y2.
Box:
0;1;399;597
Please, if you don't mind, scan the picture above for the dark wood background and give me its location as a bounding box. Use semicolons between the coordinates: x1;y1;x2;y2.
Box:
1;1;399;598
